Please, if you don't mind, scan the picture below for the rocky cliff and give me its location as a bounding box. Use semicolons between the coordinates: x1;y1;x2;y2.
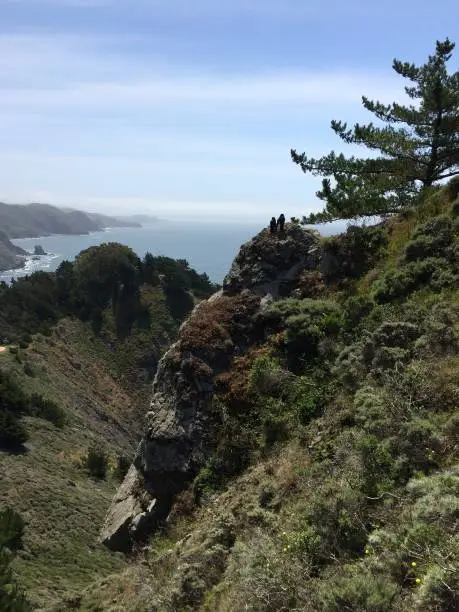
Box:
0;230;27;272
100;224;321;551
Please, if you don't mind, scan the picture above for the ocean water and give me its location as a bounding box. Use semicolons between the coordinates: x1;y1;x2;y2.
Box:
0;220;347;284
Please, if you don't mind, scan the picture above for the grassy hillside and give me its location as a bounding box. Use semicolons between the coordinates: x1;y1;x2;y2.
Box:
70;182;458;611
0;247;218;609
0;320;139;609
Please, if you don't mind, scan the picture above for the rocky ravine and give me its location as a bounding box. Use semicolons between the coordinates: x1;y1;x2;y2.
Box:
100;224;320;551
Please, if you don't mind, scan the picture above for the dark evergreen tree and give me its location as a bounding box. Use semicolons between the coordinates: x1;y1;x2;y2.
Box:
291;39;459;222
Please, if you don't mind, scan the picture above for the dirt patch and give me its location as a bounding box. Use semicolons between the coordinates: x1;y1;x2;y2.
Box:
0;345;7;353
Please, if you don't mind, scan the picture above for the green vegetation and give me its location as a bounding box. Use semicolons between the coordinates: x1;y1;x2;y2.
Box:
0;507;30;611
0;245;217;608
292;39;459;222
113;454;131;482
83;446;109;480
70;178;459;612
0;370;67;449
0;244;217;347
1;50;458;607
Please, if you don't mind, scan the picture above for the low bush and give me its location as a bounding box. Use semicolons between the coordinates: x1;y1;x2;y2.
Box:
342;295;375;330
263;298;342;371
318;564;398;611
294;384;326;425
0;506;25;552
0;371;33;448
0;548;30;611
29;394;65;428
22;363;35;378
405;215;454;262
222;530;309;611
372;257;451;303
113;454;131;481
262;414;289;446
321;224;388;281
0;410;28;449
83;446;108;479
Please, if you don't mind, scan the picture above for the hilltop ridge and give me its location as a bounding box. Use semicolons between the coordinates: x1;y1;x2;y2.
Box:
0;201;140;240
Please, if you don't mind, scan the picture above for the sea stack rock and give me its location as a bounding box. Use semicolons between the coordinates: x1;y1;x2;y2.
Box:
33;244;47;256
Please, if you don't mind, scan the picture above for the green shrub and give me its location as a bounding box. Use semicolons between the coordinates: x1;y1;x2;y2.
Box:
262;414;289;446
222;530;309;611
429;267;458;291
83;446;108;479
318;564;398;611
263;298;342;370
445;176;459;202
0;548;31;611
405;215;454;262
414;215;454;240
288;485;367;565
113;454;131;481
321;224;388;280
0;410;28;449
0;507;25;552
248;356;293;400
332;342;366;390
294;385;326;425
357;434;398;497
0;509;29;610
194;459;222;494
29;394;65;428
22;363;35;378
373;257;450;303
342;295;374;330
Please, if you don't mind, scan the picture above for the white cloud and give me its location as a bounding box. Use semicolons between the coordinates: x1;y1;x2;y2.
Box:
1;72;401;114
0;33;402;113
0;32;402;217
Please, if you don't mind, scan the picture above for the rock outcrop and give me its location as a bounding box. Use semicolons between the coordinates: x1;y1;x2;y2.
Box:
100;223;321;551
223;224;320;297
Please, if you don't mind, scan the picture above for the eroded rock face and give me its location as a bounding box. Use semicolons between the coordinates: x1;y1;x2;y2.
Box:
100;224;320;551
223;223;320;297
99;465;154;551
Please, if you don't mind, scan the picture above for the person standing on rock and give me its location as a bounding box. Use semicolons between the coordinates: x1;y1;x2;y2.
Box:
270;217;277;234
277;213;285;232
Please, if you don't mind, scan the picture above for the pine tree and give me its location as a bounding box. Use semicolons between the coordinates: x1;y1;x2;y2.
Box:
291;39;459;223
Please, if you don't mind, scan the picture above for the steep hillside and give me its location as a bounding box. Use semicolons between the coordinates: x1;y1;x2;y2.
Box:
0;247;217;609
76;182;459;612
0;321;140;608
0;230;27;272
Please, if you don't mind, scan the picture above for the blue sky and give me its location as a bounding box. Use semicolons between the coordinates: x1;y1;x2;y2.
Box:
0;0;458;221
